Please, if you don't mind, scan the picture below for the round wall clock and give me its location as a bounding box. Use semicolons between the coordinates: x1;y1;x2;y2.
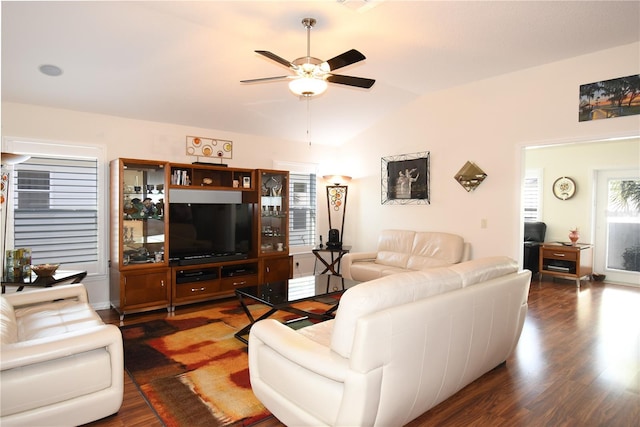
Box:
552;176;576;200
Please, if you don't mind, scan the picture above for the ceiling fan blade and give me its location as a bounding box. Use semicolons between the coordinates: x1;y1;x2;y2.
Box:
325;49;366;71
240;75;292;84
255;50;295;69
326;74;375;89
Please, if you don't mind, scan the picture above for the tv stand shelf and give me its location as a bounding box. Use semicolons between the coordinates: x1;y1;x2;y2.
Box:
172;260;259;308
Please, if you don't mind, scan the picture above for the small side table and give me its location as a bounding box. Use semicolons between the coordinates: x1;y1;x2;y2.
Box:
312;245;351;276
539;243;593;288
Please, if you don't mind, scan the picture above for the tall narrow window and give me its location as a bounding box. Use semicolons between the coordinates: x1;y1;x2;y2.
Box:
523;169;543;222
289;172;317;248
13;156;99;266
274;161;318;252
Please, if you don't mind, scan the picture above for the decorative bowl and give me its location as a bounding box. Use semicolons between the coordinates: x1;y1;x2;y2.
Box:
31;264;60;277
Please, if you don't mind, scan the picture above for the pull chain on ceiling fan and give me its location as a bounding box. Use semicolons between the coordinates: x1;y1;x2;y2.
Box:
241;17;375;97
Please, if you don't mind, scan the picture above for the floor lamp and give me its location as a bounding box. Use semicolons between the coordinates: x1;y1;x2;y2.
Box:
1;153;31;278
323;175;351;248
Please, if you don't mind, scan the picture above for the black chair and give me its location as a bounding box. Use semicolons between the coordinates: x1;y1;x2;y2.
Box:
524;222;546;274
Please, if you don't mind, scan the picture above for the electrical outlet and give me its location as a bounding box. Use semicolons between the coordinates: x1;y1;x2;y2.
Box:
481;218;488;229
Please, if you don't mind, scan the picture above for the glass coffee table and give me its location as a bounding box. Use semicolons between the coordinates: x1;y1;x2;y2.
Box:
1;270;87;294
234;274;359;344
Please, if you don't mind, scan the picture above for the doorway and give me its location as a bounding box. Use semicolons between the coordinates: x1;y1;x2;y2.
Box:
522;136;639;287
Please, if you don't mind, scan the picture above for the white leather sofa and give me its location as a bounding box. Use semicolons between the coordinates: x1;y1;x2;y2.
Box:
342;229;471;281
0;283;124;426
249;256;531;427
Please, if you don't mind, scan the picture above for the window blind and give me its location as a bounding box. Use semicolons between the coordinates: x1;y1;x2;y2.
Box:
289;172;316;247
523;170;542;222
13;156;99;265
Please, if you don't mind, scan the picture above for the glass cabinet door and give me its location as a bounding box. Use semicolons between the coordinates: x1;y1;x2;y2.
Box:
258;170;289;256
122;161;167;266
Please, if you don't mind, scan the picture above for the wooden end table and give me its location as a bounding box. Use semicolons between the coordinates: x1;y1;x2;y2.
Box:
539;243;593;288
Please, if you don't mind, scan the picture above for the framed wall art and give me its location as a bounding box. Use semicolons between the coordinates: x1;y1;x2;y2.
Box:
381;151;430;205
186;136;233;164
579;74;640;121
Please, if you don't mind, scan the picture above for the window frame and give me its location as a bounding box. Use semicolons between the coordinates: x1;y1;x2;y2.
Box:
273;161;319;254
2;138;108;276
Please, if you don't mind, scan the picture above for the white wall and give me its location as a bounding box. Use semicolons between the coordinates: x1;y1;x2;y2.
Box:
1;104;338;306
2;42;639;306
341;42;640;262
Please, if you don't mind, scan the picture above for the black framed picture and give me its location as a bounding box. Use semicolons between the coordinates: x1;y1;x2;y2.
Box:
381;151;430;205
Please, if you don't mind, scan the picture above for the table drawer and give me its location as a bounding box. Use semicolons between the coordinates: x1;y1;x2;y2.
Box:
542;248;578;262
220;274;259;291
175;281;219;298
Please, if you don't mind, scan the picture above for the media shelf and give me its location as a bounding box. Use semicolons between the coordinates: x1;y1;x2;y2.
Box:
171;260;259;308
169;162;255;192
110;158;290;318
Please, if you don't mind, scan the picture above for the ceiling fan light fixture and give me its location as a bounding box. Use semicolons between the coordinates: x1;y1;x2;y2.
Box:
289;77;327;97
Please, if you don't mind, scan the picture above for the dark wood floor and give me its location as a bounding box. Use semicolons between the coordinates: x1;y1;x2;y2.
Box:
86;277;640;426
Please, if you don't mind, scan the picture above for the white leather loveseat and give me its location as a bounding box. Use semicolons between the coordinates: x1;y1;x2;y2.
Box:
342;229;471;282
249;257;531;426
0;284;124;426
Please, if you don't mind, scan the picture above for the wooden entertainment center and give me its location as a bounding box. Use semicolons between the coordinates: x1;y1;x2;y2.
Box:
109;158;291;319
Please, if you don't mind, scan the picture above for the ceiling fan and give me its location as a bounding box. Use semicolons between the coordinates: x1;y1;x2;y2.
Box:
241;18;375;97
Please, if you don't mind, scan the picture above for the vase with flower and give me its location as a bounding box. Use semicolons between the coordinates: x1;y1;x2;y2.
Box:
568;227;580;245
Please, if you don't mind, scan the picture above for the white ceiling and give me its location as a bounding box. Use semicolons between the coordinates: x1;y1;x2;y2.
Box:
2;1;639;146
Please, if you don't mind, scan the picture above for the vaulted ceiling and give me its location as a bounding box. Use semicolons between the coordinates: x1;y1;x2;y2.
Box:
3;1;639;145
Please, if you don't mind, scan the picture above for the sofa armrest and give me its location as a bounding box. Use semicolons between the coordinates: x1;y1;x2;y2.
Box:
0;324;123;371
461;242;472;262
341;252;378;280
3;283;89;308
249;319;349;382
345;252;378;263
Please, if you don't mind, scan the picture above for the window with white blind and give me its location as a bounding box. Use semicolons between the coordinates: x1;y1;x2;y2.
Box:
14;156;98;266
4;139;108;275
289;172;317;247
274;161;318;251
523;169;543;222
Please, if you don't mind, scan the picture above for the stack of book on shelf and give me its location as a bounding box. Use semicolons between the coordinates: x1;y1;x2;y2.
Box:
172;169;190;185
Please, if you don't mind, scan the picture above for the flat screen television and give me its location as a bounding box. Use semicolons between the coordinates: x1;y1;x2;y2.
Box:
168;202;253;265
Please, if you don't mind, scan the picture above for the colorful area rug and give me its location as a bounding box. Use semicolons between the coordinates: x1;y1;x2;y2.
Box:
121;301;333;427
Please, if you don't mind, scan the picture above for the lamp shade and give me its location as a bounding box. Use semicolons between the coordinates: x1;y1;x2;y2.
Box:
323;175;352;185
1;152;30;166
289;77;327;97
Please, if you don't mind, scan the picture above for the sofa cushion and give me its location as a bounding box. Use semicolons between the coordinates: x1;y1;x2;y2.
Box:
15;300;103;341
297;319;334;347
406;232;465;269
0;297;18;345
374;230;415;268
349;263;414;282
448;256;518;287
331;267;463;358
375;251;410;268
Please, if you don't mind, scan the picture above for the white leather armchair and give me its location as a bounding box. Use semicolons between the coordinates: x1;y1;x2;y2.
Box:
0;284;124;426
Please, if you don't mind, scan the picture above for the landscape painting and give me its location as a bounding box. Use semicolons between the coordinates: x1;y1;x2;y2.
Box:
579;74;640;121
